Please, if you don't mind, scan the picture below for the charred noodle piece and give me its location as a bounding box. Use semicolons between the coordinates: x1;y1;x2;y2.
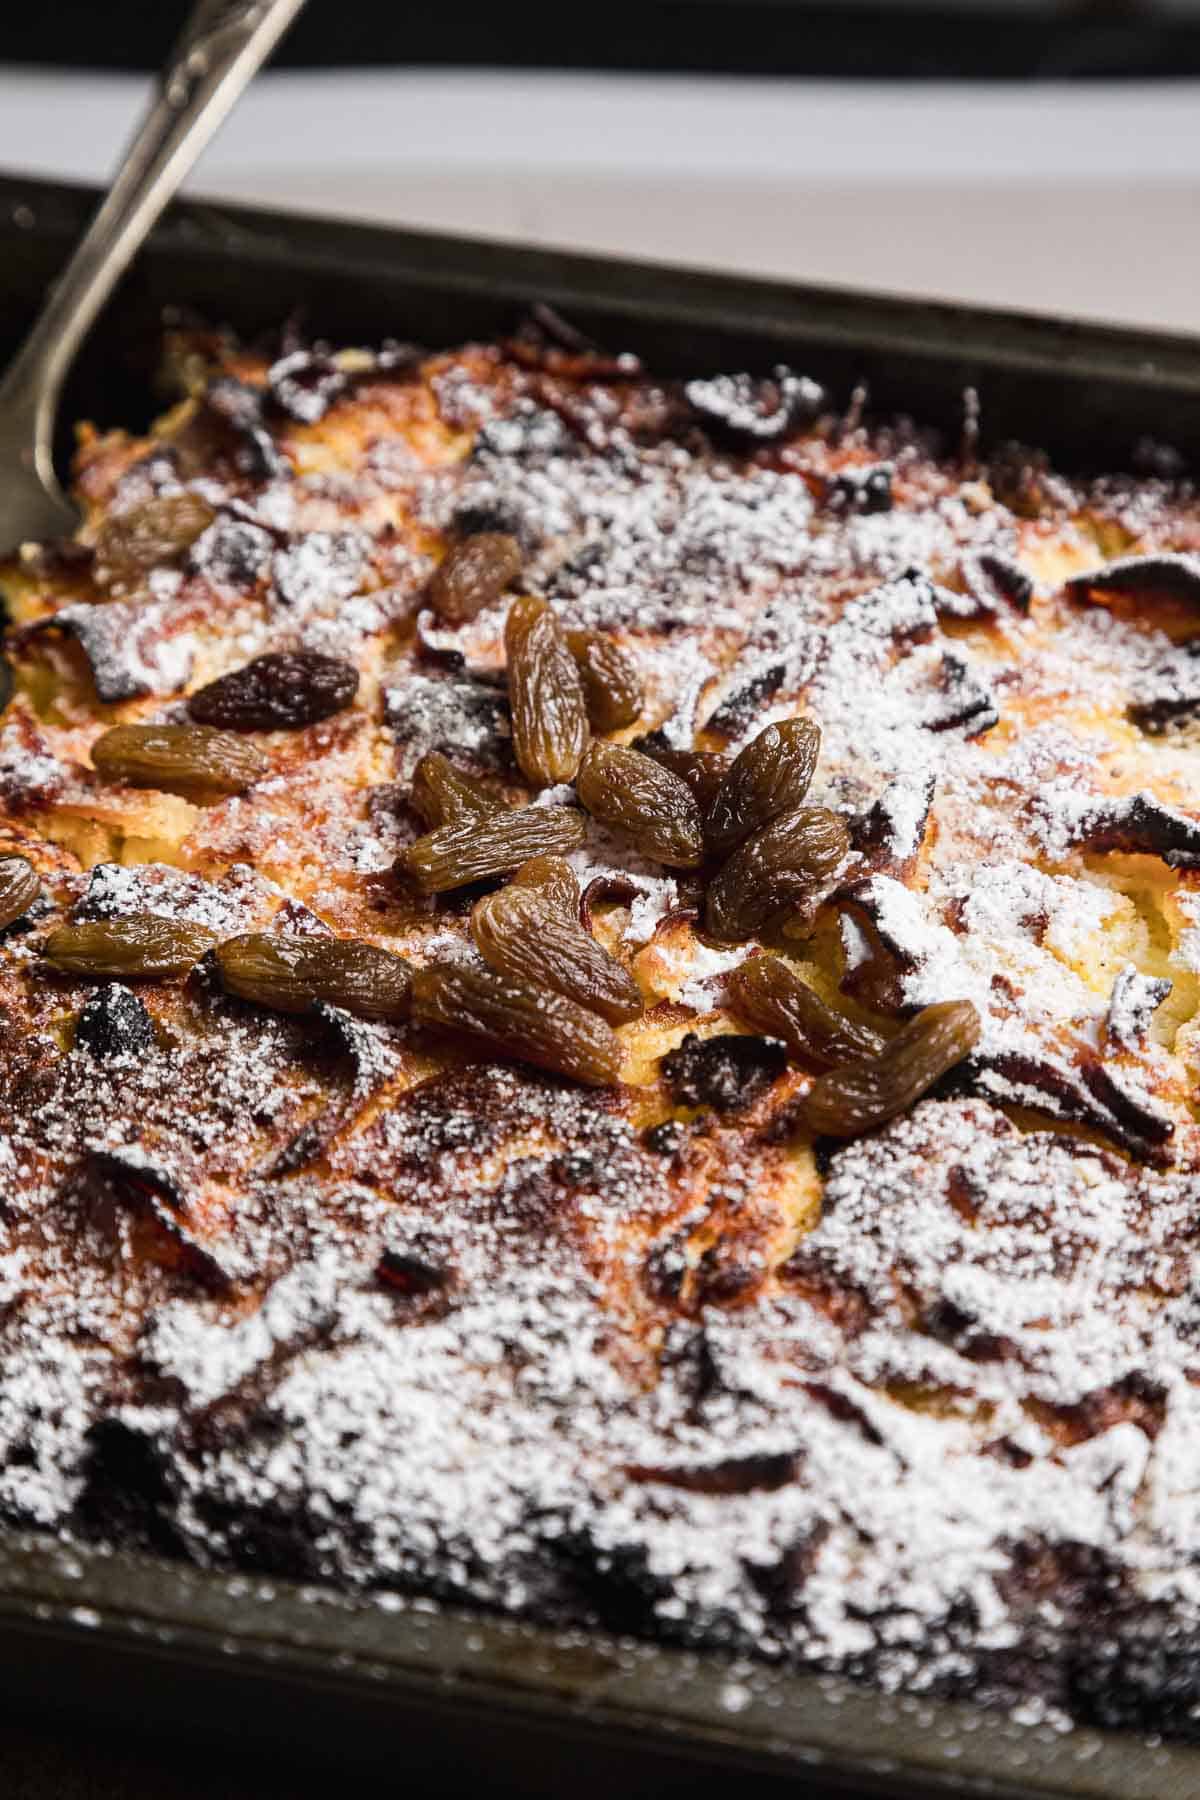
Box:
705;717;821;855
472;879;643;1025
428;532;523;624
566;630;644;732
729;955;886;1070
849;773;937;878
971;1043;1173;1163
92;493;215;592
1046;790;1200;868
1065;552;1200;607
706;806;850;943
636;742;731;816
576;740;704;868
505;594;589;786
91;724;267;799
685;367;825;446
800;1000;981;1139
962;549;1034;615
409;752;502;829
411;960;622;1086
216;934;411;1021
1128;643;1200;734
187;652;359;731
45;916;218;980
402;805;585;894
0;855;41;930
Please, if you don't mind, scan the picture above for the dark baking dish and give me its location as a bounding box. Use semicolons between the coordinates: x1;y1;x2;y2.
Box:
2;172;1200;1800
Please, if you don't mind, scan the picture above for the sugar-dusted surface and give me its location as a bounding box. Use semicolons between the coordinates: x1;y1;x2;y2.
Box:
3;334;1200;1738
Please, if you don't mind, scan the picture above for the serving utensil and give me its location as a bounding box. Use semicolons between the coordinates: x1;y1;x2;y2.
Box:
0;0;304;555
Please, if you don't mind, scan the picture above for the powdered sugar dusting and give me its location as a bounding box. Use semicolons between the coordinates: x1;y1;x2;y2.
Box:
5;332;1200;1743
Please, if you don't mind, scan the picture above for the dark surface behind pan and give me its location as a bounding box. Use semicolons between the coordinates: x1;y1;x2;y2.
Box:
0;174;1198;1799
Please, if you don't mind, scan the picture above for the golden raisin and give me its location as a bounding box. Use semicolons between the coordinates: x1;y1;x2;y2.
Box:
508;853;580;915
410;752;502;829
216;933;411;1021
45;915;217;979
411;960;622;1086
575;740;704;868
799;999;981;1138
93;493;215;591
91;724;267;798
505;595;589;786
472;879;643;1025
705;806;849;942
705;717;820;855
428;532;522;624
566;630;644;732
0;855;41;930
729;955;885;1069
402;805;585;894
638;742;731;815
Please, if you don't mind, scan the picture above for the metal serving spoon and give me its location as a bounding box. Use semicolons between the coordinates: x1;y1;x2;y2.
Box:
0;0;305;555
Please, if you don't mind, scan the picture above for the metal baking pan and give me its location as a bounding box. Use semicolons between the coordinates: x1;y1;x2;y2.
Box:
1;172;1199;1800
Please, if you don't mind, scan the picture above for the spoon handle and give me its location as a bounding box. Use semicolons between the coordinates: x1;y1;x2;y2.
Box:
0;0;304;497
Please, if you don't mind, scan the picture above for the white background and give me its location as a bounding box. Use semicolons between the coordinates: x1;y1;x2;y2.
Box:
1;67;1198;334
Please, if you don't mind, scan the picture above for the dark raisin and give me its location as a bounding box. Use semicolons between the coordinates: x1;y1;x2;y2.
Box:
706;806;850;942
660;1031;786;1112
411;960;622;1086
187;652;358;731
800;999;981;1138
472;875;643;1024
505;594;589;786
402;805;585;894
91;724;267;798
566;631;644;732
705;717;821;855
576;740;704;868
729;955;885;1069
74;984;155;1059
428;533;523;624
